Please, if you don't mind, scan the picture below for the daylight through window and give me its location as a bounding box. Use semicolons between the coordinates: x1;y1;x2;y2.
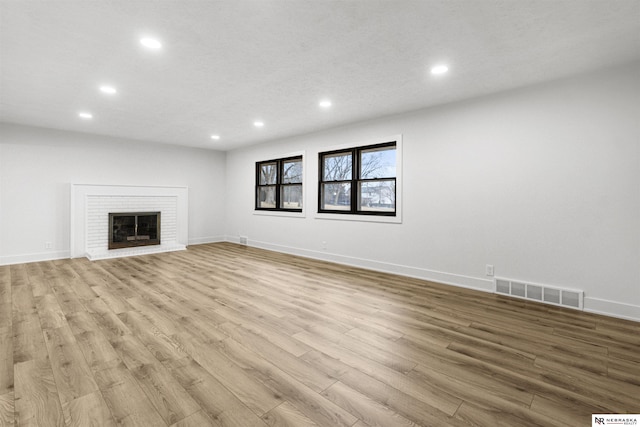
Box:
256;156;303;211
319;141;396;215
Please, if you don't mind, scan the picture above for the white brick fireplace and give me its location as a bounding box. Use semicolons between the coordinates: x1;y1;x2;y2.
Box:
70;184;188;260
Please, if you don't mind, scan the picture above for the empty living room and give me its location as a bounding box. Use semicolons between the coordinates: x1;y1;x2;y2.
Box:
1;1;639;426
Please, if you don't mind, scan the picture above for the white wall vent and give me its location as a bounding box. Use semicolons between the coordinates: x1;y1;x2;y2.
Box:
494;277;583;310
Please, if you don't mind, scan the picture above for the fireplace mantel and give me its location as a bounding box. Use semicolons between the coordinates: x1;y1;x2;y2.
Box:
70;184;188;260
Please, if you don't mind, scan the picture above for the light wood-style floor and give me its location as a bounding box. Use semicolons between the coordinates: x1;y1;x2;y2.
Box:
1;242;638;426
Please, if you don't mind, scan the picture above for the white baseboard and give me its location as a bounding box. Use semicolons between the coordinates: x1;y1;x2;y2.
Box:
188;235;226;245
584;297;640;322
4;239;637;323
0;234;224;266
224;236;639;323
224;236;494;293
0;250;70;266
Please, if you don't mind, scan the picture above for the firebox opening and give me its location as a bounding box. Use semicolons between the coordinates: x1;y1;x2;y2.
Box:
109;212;161;250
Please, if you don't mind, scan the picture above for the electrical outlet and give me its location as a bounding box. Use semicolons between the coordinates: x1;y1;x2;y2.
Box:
321;241;327;250
486;264;495;277
239;236;248;245
45;242;52;249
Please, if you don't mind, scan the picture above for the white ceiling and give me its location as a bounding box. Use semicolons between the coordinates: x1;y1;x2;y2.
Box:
1;1;639;151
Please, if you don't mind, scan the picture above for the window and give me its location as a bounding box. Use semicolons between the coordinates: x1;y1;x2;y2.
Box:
319;141;396;216
256;156;303;211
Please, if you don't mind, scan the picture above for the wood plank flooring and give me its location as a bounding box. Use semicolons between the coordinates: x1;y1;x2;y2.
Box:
1;242;638;426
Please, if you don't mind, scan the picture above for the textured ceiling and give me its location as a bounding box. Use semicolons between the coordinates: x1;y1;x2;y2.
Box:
1;1;639;151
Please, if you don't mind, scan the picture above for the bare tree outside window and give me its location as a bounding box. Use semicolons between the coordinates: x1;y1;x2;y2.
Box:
258;162;277;208
256;156;303;211
359;146;396;212
322;153;352;208
281;159;303;209
319;142;396;215
283;160;303;183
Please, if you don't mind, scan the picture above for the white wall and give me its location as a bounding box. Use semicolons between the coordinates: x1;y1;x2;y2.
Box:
0;124;226;264
224;62;640;321
1;63;637;321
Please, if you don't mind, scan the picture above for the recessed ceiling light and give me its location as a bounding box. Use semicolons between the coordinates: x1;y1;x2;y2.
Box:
78;112;93;119
430;64;449;75
99;85;117;95
253;121;264;128
211;135;220;140
140;37;162;49
319;100;332;108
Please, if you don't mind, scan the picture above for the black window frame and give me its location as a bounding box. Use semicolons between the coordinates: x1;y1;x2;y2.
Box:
318;141;396;216
255;155;303;212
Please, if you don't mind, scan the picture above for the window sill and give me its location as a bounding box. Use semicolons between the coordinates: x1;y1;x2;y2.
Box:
254;210;306;219
314;212;401;224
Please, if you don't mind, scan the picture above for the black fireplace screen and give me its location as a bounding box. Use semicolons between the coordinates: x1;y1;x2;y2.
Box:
108;212;161;249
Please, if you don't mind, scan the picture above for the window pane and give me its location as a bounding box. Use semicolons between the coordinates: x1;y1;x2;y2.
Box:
323;152;352;181
259;162;277;185
282;159;302;184
280;184;302;209
257;186;276;208
358;180;395;212
360;146;396;179
321;183;351;210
